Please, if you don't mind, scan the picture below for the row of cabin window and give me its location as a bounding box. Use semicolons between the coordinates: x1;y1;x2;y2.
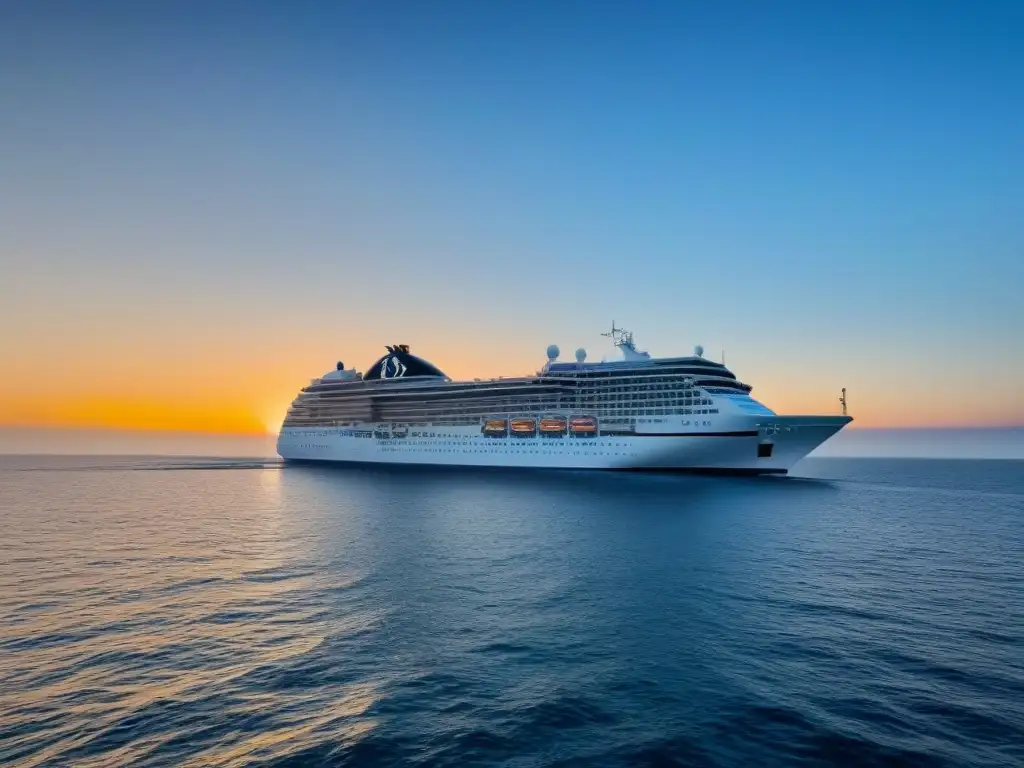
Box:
303;378;733;402
297;394;715;415
286;406;722;428
305;393;728;409
293;402;720;417
289;408;712;424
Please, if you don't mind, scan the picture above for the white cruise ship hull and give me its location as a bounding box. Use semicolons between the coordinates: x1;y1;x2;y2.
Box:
277;415;851;475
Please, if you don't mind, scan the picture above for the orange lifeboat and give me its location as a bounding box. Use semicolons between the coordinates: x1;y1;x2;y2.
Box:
510;417;538;437
569;415;598;436
482;418;508;437
539;416;567;436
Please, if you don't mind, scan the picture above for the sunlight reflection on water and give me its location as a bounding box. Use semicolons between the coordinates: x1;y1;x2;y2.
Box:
1;456;1022;767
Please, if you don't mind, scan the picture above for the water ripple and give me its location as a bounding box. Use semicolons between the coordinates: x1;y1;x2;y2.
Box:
0;457;1022;766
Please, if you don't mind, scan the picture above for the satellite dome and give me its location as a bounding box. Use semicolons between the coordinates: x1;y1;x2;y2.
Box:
694;345;704;357
575;348;587;362
546;344;560;360
336;361;345;371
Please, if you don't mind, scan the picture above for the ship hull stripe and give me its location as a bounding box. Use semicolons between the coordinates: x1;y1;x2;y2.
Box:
637;430;759;438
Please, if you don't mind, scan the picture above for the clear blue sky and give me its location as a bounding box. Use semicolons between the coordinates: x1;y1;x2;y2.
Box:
1;0;1022;432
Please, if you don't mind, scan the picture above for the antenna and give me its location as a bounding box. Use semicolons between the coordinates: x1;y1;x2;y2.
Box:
601;321;634;349
840;387;848;416
600;322;649;360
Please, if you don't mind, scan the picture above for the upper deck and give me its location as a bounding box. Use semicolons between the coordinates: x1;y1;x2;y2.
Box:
283;327;758;428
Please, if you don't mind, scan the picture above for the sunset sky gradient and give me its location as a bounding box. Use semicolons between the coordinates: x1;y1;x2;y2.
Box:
2;1;1022;437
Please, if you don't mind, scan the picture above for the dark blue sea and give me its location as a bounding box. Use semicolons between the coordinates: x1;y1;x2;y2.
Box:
1;456;1022;767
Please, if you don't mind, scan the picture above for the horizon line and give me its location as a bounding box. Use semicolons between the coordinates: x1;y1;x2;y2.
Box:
2;423;1023;438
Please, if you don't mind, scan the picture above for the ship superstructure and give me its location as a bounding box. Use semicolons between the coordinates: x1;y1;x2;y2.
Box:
277;326;851;473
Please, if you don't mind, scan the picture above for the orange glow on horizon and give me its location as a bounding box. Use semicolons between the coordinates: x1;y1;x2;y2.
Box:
2;336;1021;436
1;372;1021;436
0;396;271;436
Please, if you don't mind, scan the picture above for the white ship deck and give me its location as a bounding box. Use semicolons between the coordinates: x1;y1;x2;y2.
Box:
277;327;853;474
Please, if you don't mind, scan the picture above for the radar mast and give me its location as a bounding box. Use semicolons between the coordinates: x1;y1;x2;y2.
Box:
601;322;650;361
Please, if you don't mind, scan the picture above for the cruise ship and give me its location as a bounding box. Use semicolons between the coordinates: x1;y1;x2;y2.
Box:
276;326;852;474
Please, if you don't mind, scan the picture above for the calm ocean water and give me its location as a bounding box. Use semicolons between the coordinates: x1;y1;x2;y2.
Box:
1;457;1022;767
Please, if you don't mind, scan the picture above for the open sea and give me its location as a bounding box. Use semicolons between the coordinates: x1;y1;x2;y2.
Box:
1;456;1022;767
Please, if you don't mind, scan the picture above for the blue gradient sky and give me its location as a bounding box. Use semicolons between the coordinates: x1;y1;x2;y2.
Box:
2;1;1022;433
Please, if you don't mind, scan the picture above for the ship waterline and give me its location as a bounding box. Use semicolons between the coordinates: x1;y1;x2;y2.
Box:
277;327;852;474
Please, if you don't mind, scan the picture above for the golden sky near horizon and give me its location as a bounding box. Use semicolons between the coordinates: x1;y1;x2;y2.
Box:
4;328;1021;435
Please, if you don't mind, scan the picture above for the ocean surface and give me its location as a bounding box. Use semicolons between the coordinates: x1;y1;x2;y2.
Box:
1;457;1022;767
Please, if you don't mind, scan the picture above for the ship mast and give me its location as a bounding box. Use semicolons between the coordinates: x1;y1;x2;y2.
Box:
601;322;650;361
601;321;634;351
